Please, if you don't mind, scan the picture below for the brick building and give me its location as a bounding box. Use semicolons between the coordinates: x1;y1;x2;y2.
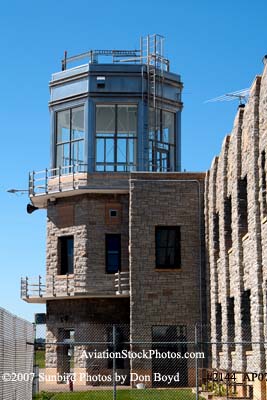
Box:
21;35;207;387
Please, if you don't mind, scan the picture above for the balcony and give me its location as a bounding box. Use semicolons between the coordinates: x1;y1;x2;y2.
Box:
21;272;130;303
28;164;130;208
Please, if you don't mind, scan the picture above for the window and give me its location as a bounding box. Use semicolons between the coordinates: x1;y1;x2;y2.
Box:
96;104;137;171
106;327;125;369
59;236;74;274
105;234;121;273
155;227;181;269
216;303;222;351
109;209;118;218
238;176;248;236
225;197;232;251
241;290;252;350
55;106;85;170
213;212;220;260
227;297;235;350
149;109;176;171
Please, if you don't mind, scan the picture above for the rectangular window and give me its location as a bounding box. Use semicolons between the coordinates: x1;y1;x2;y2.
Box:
105;234;121;273
216;302;222;351
155;226;181;269
106;327;125;369
59;236;74;275
96;104;137;172
238;176;248;236
56;106;85;171
225;196;232;251
241;290;252;350
227;297;235;350
213;212;220;260
149;109;176;172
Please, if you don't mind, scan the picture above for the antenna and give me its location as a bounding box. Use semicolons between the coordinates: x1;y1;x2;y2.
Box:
205;88;250;107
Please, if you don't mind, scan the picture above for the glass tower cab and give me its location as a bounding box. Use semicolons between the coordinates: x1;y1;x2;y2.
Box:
50;35;182;174
29;35;183;203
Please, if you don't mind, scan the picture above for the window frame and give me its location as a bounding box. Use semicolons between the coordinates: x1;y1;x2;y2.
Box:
55;105;85;171
105;233;121;274
155;226;181;270
149;108;176;172
58;235;74;275
95;103;138;172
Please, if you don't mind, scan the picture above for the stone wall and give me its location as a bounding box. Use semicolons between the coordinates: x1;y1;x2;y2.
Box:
205;60;267;376
129;173;206;340
46;193;129;297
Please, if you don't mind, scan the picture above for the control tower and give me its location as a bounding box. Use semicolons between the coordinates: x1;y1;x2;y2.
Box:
21;35;205;388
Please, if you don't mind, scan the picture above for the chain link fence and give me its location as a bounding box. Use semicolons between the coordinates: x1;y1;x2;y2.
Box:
0;307;34;400
30;323;267;400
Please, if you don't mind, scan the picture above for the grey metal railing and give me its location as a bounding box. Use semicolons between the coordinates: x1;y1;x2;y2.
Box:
21;272;130;299
20;276;46;299
28;163;88;196
114;271;130;295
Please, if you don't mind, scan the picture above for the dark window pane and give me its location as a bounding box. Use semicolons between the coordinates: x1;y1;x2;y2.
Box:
60;236;74;275
106;234;121;273
155;227;180;269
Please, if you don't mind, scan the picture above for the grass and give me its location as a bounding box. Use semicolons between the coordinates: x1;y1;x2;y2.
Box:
35;350;46;369
34;388;198;400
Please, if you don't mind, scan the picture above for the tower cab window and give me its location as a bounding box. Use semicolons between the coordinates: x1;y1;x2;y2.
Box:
149;109;176;172
55;106;85;171
96;104;137;172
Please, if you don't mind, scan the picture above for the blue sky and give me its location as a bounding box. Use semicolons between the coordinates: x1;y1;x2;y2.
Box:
1;0;266;322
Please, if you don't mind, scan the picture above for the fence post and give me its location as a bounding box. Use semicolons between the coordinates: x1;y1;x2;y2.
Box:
195;323;199;400
113;325;117;400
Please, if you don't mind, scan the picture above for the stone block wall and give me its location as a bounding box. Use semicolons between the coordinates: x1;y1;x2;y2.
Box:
129;172;206;336
205;61;267;377
46;193;129;297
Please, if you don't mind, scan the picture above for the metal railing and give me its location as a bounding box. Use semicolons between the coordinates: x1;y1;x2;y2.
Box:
21;272;130;299
29;163;87;196
115;271;130;295
21;276;46;299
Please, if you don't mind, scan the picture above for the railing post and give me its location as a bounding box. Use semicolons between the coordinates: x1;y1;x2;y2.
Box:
39;275;42;297
32;171;35;196
118;272;121;294
67;273;69;296
72;164;75;189
26;277;29;298
58;166;61;191
45;168;48;194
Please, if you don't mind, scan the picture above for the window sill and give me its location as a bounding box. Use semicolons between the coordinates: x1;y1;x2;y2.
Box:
262;216;267;224
155;268;181;272
56;274;74;279
242;233;249;242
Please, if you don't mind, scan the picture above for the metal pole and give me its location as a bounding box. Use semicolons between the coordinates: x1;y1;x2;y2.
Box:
113;325;117;400
195;323;199;400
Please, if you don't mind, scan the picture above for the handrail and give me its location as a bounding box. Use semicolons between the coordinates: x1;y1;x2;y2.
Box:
21;276;46;298
114;271;130;295
21;272;130;299
29;163;88;196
